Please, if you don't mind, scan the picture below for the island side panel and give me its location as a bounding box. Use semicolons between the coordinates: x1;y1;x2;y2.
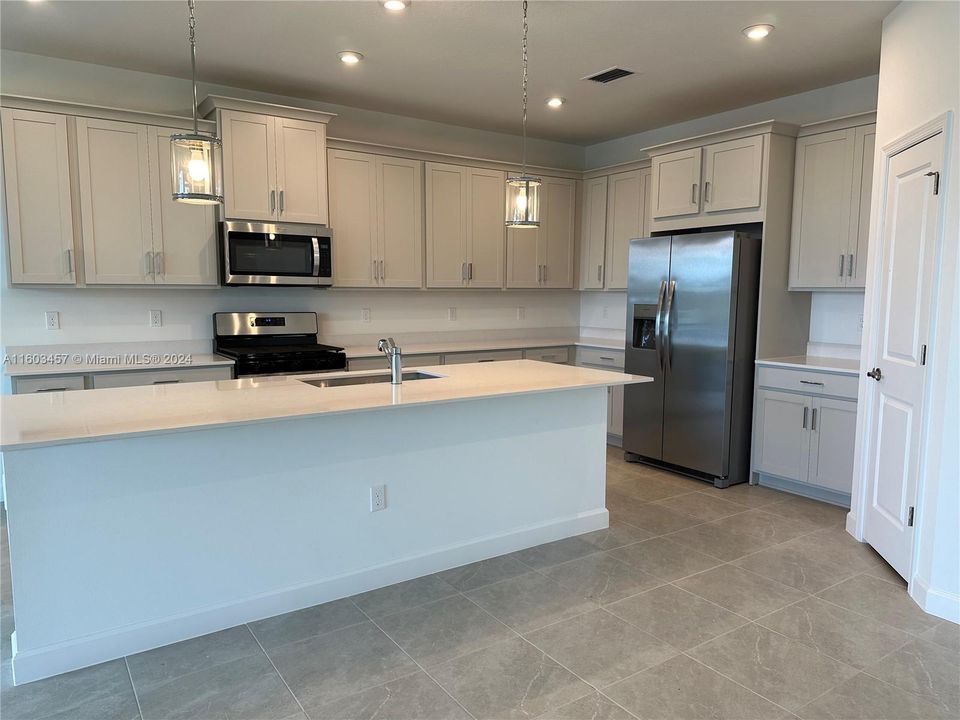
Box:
3;386;608;683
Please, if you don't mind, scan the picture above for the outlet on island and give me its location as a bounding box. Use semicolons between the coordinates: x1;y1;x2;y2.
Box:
370;484;386;512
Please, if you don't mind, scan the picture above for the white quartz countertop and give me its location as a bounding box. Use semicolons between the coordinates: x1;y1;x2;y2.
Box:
3;352;235;378
342;337;623;359
0;360;649;450
756;355;860;374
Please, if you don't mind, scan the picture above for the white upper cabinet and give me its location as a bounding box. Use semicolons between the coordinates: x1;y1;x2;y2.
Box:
506;176;575;289
701;135;763;214
425;162;504;288
148;127;218;285
219;109;328;224
651;147;701;218
376;155;423;288
604;170;645;290
1;109;76;284
788;114;876;290
579;176;608;289
75;117;154;285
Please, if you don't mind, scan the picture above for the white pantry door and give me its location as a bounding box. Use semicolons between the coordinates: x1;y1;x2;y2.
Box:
863;131;944;579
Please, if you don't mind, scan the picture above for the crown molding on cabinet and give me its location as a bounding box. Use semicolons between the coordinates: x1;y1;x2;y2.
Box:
197;95;336;125
642;119;800;158
0;95;216;132
797;111;878;137
582;157;652;180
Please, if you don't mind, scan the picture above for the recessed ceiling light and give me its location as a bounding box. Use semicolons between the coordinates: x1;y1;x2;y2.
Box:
338;51;364;65
742;24;775;40
382;0;409;11
546;97;566;109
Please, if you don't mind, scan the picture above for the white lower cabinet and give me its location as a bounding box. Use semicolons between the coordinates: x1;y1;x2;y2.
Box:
752;366;858;498
12;366;232;394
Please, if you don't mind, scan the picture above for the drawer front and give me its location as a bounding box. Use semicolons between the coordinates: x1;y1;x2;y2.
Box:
576;346;624;370
443;349;523;365
92;366;233;389
14;374;87;394
348;354;441;372
756;365;858;400
523;347;570;364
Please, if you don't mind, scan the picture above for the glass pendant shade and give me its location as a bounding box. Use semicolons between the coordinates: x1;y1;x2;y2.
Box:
170;132;223;204
505;175;541;227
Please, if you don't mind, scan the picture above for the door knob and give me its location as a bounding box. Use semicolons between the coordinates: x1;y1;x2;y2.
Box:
866;367;883;381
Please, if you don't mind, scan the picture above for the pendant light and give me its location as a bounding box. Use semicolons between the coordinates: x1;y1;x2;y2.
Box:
505;0;540;228
170;0;222;204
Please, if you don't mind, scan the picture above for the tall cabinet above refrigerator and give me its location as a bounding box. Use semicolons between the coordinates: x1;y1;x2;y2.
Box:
622;230;761;487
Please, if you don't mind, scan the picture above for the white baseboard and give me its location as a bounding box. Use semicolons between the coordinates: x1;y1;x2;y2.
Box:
911;575;960;624
12;509;607;685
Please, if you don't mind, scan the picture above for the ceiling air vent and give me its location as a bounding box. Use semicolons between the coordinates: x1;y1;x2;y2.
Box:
583;67;635;84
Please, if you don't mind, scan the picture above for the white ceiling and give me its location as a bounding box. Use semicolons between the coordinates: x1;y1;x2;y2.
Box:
0;0;896;145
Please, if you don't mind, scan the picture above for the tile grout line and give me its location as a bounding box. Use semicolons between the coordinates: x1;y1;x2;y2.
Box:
348;597;480;720
123;656;145;720
245;622;310;720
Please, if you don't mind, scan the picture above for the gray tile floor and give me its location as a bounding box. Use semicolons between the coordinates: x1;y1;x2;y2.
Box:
1;447;957;719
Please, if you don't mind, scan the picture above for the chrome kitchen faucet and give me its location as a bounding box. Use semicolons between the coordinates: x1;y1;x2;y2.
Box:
378;338;403;384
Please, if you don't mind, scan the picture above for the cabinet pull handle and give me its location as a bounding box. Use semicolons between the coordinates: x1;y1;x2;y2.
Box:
542;264;547;283
597;264;602;282
36;387;68;393
279;189;285;213
599;356;615;362
153;379;181;385
468;262;473;280
848;253;854;277
704;181;711;203
372;260;378;282
270;189;276;213
811;407;818;431
64;248;74;275
799;380;824;386
461;262;467;281
802;406;808;429
155;251;164;277
839;254;845;277
380;259;385;281
691;183;697;204
144;251;154;277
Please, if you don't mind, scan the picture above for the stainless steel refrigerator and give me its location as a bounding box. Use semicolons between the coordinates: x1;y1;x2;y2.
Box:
622;230;760;488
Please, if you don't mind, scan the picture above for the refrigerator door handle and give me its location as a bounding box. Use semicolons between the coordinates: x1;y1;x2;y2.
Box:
663;280;677;370
654;280;667;370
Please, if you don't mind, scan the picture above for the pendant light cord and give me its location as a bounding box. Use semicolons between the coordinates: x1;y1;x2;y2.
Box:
521;0;529;177
188;0;199;134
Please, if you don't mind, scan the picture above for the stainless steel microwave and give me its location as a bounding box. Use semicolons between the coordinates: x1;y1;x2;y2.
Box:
220;221;333;287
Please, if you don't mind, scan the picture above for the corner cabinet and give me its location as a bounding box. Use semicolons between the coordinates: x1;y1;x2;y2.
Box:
752;364;859;503
646;121;795;233
788;113;876;290
425;162;505;288
0;108;77;284
506;176;576;289
328;148;423;288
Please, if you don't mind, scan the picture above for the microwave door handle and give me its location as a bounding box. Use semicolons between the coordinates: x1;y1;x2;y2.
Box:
312;237;321;277
654;280;666;371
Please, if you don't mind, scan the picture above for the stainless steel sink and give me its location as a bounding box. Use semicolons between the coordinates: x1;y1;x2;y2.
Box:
300;371;439;389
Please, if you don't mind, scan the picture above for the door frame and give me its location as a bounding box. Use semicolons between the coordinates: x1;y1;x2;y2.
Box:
849;111;953;612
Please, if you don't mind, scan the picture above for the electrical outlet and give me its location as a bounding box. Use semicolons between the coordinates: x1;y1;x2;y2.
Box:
858;313;864;333
447;307;457;321
516;306;525;321
370;484;386;512
149;310;163;328
601;306;609;320
44;311;60;330
361;308;371;323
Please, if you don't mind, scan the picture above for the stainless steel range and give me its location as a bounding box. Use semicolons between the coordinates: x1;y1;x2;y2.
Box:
213;312;346;377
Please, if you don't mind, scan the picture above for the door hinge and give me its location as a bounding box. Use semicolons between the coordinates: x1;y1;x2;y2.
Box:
921;344;927;366
907;506;915;527
925;171;940;195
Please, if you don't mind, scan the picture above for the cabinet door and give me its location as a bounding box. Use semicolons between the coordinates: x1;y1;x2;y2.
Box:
506;226;540;288
425;162;468;287
328;149;378;287
540;177;575;288
808;397;857;494
148;127;217;285
220;110;276;221
377;155;423;288
75;118;154;284
466;168;505;288
0;109;76;284
580;176;608;289
604;170;643;290
753;389;811;482
789;129;856;288
702;135;763;213
849;125;876;288
651;147;701;218
275;117;328;224
639;168;651;237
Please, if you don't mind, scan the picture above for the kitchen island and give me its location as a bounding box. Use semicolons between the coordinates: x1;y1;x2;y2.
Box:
0;360;646;684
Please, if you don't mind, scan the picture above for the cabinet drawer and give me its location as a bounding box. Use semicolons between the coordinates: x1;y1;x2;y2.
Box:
756;365;858;400
91;366;232;389
576;347;624;370
443;349;523;365
14;374;87;394
523;347;570;364
348;354;441;371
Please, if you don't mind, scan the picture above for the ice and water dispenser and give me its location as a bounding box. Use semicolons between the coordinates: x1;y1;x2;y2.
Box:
632;304;659;350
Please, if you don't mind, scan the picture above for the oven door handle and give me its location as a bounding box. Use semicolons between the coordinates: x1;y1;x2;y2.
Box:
312;237;321;277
